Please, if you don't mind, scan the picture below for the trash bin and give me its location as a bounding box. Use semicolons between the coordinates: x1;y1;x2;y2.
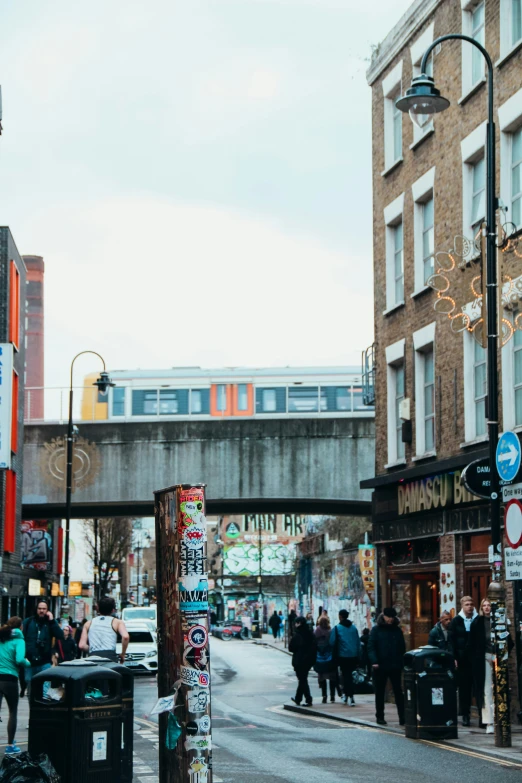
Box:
83;657;134;783
403;645;458;740
251;621;261;639
29;661;123;783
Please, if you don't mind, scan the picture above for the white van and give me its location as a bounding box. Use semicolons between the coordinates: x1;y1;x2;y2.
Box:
122;605;157;627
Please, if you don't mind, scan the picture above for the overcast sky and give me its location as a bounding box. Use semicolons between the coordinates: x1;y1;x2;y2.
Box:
0;0;412;389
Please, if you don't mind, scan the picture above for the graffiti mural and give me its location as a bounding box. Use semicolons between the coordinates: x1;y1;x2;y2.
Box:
21;520;53;571
223;543;295;576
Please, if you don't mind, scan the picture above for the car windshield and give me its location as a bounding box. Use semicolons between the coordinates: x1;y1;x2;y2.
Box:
128;631;154;644
123;609;156;621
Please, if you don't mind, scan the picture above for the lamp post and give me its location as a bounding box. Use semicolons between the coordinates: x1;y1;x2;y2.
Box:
396;34;510;747
64;352;114;604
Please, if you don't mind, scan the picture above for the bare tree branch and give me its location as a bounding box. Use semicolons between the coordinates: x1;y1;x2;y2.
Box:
83;518;134;597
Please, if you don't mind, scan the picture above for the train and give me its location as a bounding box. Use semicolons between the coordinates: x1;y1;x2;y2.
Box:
80;365;374;421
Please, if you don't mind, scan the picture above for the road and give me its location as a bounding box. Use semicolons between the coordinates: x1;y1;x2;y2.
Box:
132;638;522;782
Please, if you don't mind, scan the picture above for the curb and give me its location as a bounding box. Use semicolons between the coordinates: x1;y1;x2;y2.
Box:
251;640;292;657
283;704;522;765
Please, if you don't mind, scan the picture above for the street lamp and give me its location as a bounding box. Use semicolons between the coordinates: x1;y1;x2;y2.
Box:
396;34;509;748
64;352;114;604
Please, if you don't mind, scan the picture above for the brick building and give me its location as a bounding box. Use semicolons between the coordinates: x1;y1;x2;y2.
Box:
363;0;522;714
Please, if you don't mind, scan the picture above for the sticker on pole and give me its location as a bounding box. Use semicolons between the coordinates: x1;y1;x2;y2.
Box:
496;431;522;483
505;499;522;549
187;625;208;649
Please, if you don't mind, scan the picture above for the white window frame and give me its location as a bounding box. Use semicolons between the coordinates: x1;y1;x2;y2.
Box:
499;0;522;61
382;61;403;173
461;1;486;99
412;167;436;294
384;192;405;312
461;121;487;242
385;339;406;466
499;88;522;230
413;322;436;457
463;329;488;444
410;23;435;147
501;314;522;432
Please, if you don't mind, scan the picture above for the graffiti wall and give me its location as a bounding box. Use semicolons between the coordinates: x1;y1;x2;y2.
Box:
222;514;303;578
21;520;53;571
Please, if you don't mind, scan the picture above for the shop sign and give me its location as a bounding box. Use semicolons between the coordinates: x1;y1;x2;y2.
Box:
358;545;375;603
28;578;41;596
461;458;491;499
398;470;475;516
69;581;82;596
445;505;490;534
373;514;444;544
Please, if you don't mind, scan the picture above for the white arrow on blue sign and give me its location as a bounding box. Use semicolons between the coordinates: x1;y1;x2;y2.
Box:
496;431;522;483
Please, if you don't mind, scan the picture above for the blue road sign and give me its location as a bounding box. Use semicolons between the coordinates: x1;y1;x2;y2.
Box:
496;431;522;483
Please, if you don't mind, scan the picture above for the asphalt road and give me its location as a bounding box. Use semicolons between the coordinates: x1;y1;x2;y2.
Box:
208;638;522;783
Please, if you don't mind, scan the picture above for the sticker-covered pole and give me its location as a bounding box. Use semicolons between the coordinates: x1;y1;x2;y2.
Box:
155;483;212;783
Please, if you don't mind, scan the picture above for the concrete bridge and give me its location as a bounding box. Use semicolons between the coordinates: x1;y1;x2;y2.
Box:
22;417;375;518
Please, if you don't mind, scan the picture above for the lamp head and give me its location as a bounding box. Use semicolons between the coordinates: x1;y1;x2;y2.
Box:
396;74;450;129
93;371;115;396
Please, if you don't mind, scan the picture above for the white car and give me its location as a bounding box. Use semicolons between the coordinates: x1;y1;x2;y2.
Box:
122;606;157;627
117;620;158;675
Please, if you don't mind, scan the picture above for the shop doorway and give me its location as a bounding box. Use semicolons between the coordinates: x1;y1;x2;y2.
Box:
466;570;490;609
391;572;438;650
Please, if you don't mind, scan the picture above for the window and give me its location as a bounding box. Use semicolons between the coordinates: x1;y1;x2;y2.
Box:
422;199;435;284
474;341;487;437
395;365;405;460
384;193;405;311
337;387;352;411
471;157;485;235
514;0;522;46
515;328;522;426
112;387;125;417
131;389;188;416
216;384;227;412
191;390;202;414
237;384;248;411
512;127;522;226
410;23;435;145
386;338;406;465
423;351;435;452
382;61;403;172
288;386;319;413
461;122;486;242
262;389;277;412
462;2;485;96
500;0;522;56
143;390;158;415
159;391;178;415
412;167;436;292
393;222;404;304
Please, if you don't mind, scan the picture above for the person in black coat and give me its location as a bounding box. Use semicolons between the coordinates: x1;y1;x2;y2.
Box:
289;616;316;707
268;611;281;641
368;607;405;726
449;595;477;726
428;611;453;653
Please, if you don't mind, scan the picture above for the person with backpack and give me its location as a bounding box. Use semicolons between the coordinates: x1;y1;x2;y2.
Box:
314;616;338;703
0;617;31;754
330;609;361;705
23;600;64;696
289;616;316;706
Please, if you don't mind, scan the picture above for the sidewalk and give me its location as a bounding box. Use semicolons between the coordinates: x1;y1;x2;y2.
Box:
251;633;291;655
284;694;522;766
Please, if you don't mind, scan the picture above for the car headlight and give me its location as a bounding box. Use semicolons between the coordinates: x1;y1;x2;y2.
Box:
145;651;157;658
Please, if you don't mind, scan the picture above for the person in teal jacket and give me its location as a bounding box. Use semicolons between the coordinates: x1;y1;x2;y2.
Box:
0;616;31;754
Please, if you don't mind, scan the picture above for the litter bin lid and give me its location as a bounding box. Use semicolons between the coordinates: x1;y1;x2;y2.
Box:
404;645;454;671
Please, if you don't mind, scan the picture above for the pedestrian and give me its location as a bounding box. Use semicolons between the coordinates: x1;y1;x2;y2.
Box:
53;625;77;664
79;596;130;663
368;607;405;726
314;616;338;703
330;609;360;706
0;617;31;754
269;610;281;641
74;618;88;658
288;609;297;638
305;612;314;632
471;598;513;734
449;595;477;726
23;600;64;696
316;608;328;626
278;611;285;641
360;627;371;678
289;616;316;707
428;611;453;652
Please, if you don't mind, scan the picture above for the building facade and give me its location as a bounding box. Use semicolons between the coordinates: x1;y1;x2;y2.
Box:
365;0;522;713
23;255;44;421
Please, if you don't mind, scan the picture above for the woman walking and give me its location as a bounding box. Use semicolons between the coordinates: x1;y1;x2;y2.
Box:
289;616;316;707
0;617;31;754
471;598;513;733
314;616;338;703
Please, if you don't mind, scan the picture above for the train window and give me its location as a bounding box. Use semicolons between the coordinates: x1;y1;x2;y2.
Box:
112;387;125;417
159;391;178;414
191;390;202;413
288;386;319;413
262;389;277;412
237;384;248;411
336;387;352;411
256;387;286;413
143;390;159;415
216;384;227;412
353;386;365;410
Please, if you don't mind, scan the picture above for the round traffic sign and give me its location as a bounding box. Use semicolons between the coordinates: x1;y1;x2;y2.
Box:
505;499;522;549
496;431;522;483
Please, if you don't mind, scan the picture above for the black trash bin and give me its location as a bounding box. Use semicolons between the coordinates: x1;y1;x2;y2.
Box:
29;661;123;783
403;645;458;740
251;621;261;639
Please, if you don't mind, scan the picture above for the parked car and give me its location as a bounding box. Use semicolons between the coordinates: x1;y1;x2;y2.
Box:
122;605;157;627
117;620;158;675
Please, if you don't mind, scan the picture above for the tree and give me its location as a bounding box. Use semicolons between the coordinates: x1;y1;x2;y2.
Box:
83;518;134;599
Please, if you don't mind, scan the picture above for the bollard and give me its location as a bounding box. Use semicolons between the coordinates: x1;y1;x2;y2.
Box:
155;483;212;783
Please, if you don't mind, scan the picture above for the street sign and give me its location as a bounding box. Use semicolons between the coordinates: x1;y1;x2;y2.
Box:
461;458;491;499
502;482;522;502
505;499;522;549
496;431;522;483
505;546;522;580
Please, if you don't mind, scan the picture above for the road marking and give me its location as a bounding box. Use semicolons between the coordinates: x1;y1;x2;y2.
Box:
135;716;160;731
419;739;522;769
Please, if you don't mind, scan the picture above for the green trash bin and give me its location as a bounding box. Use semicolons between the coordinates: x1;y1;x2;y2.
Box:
29;661;123;783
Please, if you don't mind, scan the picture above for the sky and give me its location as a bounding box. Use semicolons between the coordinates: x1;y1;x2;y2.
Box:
0;0;413;389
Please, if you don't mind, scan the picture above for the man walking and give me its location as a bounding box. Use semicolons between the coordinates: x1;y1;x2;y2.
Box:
269;611;281;642
23;601;64;694
79;597;129;663
368;607;405;726
428;611;453;652
330;609;360;705
449;595;477;726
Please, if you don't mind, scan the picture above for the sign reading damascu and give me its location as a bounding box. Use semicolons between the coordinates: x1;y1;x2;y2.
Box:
398;470;476;516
